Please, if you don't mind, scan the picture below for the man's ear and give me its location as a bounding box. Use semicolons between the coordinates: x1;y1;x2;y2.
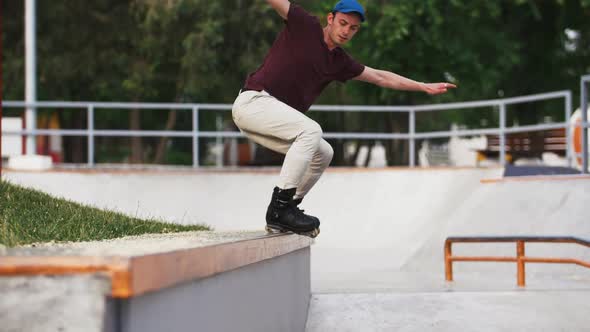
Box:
327;12;335;25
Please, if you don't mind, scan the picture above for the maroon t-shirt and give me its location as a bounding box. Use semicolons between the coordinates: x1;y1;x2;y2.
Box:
244;4;365;113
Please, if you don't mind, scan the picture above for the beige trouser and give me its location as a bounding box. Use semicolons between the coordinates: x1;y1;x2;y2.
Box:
232;90;333;199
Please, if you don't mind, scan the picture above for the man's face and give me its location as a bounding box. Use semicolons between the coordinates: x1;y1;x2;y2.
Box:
326;12;361;46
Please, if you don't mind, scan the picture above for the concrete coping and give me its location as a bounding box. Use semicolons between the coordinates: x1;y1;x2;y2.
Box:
481;174;590;184
3;166;502;175
0;232;313;298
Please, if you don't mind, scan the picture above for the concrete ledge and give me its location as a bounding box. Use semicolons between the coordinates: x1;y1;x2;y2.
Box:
112;247;311;332
7;155;53;171
0;275;113;332
0;233;312;298
2;165;502;175
481;174;590;184
1;233;313;332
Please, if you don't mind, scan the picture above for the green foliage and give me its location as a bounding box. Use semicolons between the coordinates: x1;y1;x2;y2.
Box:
3;1;589;103
2;0;590;165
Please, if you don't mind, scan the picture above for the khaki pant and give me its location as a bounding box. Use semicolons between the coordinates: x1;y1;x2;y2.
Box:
232;90;333;199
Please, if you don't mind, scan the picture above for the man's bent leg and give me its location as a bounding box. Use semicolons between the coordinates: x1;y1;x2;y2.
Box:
232;91;323;189
294;139;333;200
232;91;321;236
236;130;332;200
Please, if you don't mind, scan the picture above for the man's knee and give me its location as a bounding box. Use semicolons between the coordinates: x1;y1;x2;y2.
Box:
319;140;334;165
300;121;323;148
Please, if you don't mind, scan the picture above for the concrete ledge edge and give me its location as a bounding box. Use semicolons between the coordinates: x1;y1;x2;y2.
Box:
0;233;312;298
481;174;590;184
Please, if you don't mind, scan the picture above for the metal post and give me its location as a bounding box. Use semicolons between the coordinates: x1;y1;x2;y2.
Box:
25;0;37;155
581;76;588;174
516;241;526;287
444;241;453;282
565;91;573;168
409;110;416;167
499;103;507;166
21;114;26;155
216;114;223;168
192;107;200;168
0;0;3;179
87;105;94;167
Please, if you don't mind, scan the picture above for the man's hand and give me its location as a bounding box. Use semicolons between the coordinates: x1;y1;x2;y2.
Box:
421;82;457;95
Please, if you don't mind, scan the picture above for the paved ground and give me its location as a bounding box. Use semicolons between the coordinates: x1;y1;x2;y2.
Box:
306;290;590;332
4;167;590;330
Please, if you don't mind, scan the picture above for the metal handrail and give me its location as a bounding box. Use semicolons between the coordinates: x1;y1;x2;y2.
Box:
444;236;590;287
1;90;570;111
1;90;578;168
581;75;590;173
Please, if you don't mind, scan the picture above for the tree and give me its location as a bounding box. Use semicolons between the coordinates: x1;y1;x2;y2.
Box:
3;0;590;166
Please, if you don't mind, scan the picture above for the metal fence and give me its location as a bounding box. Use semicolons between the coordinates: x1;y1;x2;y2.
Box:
581;75;590;174
2;89;585;169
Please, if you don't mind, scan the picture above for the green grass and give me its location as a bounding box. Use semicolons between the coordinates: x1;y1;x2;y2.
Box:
0;180;210;247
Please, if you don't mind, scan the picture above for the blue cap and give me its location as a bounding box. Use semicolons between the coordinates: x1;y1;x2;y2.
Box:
333;0;366;22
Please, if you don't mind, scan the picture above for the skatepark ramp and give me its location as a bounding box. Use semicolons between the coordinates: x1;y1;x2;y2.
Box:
0;233;313;332
306;172;590;331
4;167;590;330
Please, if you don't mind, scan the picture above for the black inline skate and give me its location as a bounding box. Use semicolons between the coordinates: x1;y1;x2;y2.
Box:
265;187;320;238
292;197;320;229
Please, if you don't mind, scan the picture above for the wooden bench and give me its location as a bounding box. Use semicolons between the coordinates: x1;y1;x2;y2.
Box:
476;128;566;164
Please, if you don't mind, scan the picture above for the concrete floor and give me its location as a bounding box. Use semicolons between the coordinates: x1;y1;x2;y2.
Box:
4;168;590;330
306;290;590;332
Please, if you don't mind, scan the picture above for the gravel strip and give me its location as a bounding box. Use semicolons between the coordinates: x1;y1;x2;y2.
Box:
1;231;270;257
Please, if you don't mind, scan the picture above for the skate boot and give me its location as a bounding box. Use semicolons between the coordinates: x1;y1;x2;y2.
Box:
265;187;320;238
292;197;320;229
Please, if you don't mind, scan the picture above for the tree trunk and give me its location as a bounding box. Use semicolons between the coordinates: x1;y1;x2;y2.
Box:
332;111;346;166
130;109;142;163
153;110;177;164
349;113;369;165
364;140;374;167
385;112;394;166
393;120;402;165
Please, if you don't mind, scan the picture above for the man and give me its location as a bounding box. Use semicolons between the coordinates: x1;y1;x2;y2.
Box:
232;0;456;238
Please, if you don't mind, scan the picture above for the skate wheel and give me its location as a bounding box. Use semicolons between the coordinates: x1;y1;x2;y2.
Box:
311;228;320;238
265;225;288;234
302;228;320;238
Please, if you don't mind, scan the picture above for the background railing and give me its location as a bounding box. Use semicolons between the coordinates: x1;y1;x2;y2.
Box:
581;75;590;174
2;89;585;169
445;236;590;287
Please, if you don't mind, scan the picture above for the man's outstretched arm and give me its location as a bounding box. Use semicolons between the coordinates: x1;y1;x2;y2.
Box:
354;66;457;95
266;0;290;20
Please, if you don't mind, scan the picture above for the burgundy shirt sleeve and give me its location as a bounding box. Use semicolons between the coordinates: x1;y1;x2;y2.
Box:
286;4;319;35
336;54;365;82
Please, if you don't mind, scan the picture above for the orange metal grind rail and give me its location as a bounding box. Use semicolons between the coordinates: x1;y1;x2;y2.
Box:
444;236;590;287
